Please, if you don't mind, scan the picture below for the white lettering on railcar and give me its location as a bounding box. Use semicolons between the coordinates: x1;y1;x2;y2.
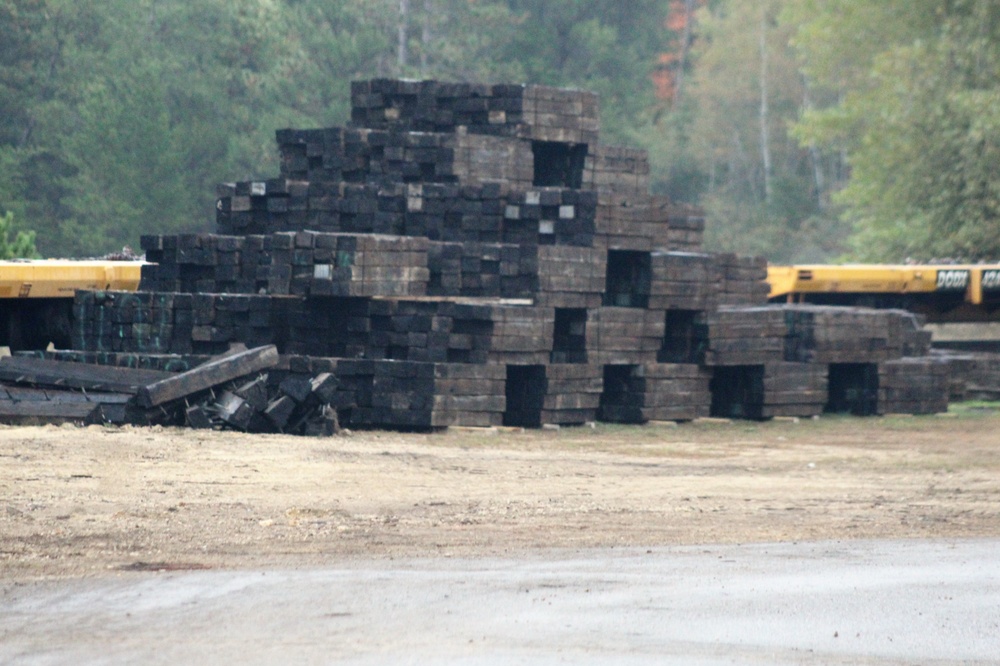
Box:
982;269;1000;291
936;269;969;291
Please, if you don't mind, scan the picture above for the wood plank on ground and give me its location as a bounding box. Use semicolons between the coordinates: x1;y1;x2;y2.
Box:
0;357;172;394
0;385;132;404
0;400;103;425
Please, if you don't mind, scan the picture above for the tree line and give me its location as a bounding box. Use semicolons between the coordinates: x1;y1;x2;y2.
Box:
1;0;997;262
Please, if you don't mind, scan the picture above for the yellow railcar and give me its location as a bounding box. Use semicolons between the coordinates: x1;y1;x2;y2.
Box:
0;260;144;350
0;260;142;298
768;264;1000;322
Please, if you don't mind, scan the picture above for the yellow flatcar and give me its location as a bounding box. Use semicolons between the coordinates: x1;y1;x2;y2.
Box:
768;264;1000;323
0;260;142;298
0;260;144;350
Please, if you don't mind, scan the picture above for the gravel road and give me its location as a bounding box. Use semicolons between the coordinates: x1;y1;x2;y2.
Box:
3;539;998;665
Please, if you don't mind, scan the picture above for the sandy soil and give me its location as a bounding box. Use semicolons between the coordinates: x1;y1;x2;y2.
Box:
3;409;1000;580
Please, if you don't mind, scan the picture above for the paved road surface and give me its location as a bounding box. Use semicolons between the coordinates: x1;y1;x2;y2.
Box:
2;539;998;665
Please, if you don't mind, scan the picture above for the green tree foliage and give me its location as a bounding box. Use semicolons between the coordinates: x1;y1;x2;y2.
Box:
499;0;672;146
5;0;997;263
0;0;97;254
0;0;677;256
0;0;299;256
274;0;522;128
789;0;1000;261
0;211;39;259
655;0;847;262
51;0;302;256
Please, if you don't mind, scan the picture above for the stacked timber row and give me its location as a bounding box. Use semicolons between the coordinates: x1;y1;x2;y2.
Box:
661;203;706;252
488;305;555;365
72;290;285;356
784;306;929;364
586;146;650;196
40;77;952;433
695;307;788;366
599;363;711;423
143;232;538;299
876;358;950;415
649;251;719;311
936;351;1000;401
72;293;562;367
592;197;704;252
534;246;606;308
348;79;600;143
427;241;537;298
142;231;612;305
761;363;830;417
274;128;533;189
716;254;770;306
139;233;271;294
504;364;604;427
334;359;507;428
502;188;597;246
587;308;665;365
358;300;497;364
269;231;431;298
217;181;514;240
710;363;829;419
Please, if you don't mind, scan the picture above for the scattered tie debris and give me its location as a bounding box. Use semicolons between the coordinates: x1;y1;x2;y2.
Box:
0;347;340;434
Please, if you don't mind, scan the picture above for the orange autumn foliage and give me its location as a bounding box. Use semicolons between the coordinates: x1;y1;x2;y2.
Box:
654;0;706;102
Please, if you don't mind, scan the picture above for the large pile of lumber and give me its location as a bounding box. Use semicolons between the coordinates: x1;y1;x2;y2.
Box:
5;77;953;432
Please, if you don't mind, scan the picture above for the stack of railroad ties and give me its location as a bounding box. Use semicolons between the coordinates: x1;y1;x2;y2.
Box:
0;78;948;433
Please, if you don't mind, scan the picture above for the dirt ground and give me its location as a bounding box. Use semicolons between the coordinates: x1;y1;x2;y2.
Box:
3;408;1000;580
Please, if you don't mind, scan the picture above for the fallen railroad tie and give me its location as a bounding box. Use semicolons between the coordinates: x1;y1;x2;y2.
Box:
0;400;105;426
135;345;280;408
0;355;172;394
